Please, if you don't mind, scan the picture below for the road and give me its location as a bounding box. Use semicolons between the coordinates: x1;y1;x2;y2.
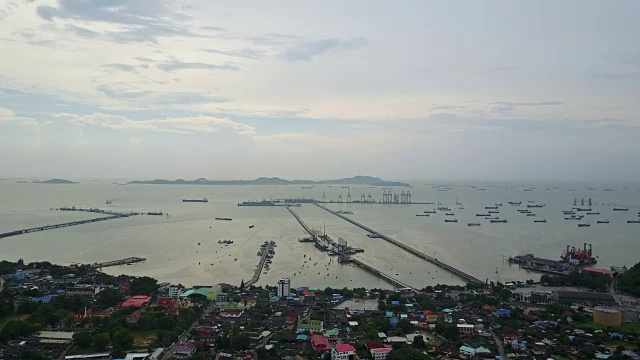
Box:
491;331;507;360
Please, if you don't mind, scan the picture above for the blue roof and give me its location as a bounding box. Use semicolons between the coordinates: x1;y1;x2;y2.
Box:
358;310;365;314
296;334;308;341
390;317;399;325
495;309;511;315
391;301;400;305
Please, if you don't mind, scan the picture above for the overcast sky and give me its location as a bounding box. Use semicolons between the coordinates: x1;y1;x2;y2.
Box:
1;0;639;181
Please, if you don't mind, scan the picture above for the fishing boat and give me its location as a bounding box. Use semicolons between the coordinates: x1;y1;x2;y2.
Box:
467;222;480;226
597;220;609;224
534;219;547;223
444;219;458;223
578;223;591;227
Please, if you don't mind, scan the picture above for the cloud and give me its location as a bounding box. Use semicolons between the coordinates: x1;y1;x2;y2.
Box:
491;101;564;106
279;37;368;62
128;136;145;145
0;107;39;127
431;105;467;111
585;70;640;81
96;83;231;105
58;112;256;136
199;25;225;32
475;66;524;76
102;63;137;72
201;48;266;60
156;59;241;72
250;33;303;45
37;0;198;43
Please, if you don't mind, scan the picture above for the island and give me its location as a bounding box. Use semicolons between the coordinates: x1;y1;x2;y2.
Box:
35;178;79;184
128;175;410;187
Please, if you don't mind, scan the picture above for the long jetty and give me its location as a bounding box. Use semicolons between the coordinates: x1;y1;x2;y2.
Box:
0;214;132;239
284;205;414;290
91;257;146;269
246;241;275;287
313;203;485;285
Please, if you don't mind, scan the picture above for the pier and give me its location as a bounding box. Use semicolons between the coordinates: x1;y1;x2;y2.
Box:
0;214;133;239
313;203;485;285
285;205;415;290
91;257;146;269
246;241;276;287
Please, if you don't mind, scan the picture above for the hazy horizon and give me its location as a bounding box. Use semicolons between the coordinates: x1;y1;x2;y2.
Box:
1;1;639;181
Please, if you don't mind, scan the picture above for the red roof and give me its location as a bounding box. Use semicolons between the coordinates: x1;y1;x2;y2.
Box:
286;317;297;324
505;333;518;339
336;344;356;352
423;310;434;315
122;295;152;308
310;334;330;351
582;267;616;275
365;341;385;349
372;348;392;354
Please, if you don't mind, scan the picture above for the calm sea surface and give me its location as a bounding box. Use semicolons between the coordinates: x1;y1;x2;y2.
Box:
1;181;639;289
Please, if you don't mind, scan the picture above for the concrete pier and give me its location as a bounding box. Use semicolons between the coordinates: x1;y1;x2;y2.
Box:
246;241;275;287
313;203;485;285
0;214;133;239
91;257;146;269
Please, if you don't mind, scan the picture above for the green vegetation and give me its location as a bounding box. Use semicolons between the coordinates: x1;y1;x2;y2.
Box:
388;346;430;360
541;270;611;291
617;263;640;296
129;276;158;296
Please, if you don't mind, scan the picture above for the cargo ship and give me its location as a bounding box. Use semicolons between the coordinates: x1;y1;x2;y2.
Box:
561;243;596;265
238;200;275;206
183;198;208;203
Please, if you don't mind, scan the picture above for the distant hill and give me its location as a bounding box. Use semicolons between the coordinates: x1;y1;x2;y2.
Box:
36;179;79;184
128;175;409;187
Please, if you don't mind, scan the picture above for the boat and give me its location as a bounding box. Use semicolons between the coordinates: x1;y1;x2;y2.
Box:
561;244;596;265
597;220;609;224
628;220;640;224
467;222;481;226
523;189;534;192
563;211;576;215
147;211;163;216
249;225;255;228
527;204;545;208
485;206;498;210
586;212;600;215
488;210;500;214
508;201;522;206
444;219;458;223
534;219;547;223
437;207;451;211
106;200;112;204
575;208;592;212
424;210;436;214
490;219;507;223
183;198;208;203
215;217;232;221
366;233;381;238
476;213;491;217
614;207;629;211
416;214;430;217
527;213;536;216
578;223;591;227
445;213;455;216
336;210;354;215
238;200;275;206
495;203;503;206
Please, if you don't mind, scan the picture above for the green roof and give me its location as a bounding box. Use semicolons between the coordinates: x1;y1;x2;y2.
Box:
459;346;475;353
386;311;394;317
324;328;339;336
180;289;195;297
300;320;323;331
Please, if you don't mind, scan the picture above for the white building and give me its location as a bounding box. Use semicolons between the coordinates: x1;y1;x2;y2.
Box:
370;348;392;360
331;344;356;360
277;278;290;298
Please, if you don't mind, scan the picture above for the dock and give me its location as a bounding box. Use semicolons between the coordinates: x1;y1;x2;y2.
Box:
312;203;485;285
246;241;275;287
91;257;146;269
0;214;133;239
284;205;415;290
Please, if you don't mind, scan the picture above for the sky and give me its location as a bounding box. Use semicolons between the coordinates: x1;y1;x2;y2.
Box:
1;0;639;181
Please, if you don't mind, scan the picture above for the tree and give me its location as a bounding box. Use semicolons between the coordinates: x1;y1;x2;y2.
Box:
232;334;250;350
111;328;134;350
129;276;158;296
412;335;425;349
388;347;430;360
97;288;124;308
73;331;94;348
93;333;111;351
396;319;413;334
0;320;35;341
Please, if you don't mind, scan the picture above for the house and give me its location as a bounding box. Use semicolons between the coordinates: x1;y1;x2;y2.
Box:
475;346;492;357
310;334;331;352
553;291;617;307
299;320;323;333
173;343;196;359
331;343;356;360
122;295;152;308
504;334;518;343
459;345;475;357
126;310;142;323
220;310;243;318
371;347;392;360
155;297;180;315
457;324;475;335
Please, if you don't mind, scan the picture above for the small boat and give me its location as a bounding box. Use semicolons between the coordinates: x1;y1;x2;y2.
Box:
490;219;507;223
614;207;629;211
416;214;430;217
586;212;600;215
215;217;232;221
534;219;547;223
578;223;591;227
106;200;112;204
249;225;255;228
444;219;458;223
628;220;640;224
526;213;536;216
445;212;455;216
424;210;436;214
597;220;609;224
467;222;480;226
476;213;490;217
488;210;499;214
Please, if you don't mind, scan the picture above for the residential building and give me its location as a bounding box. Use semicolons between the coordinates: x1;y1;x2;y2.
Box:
122;295;152;308
310;334;331;352
457;324;475;335
299;319;323;333
332;343;356;360
371;348;392;360
173;343;196;359
66;285;101;297
277;278;291;298
459;345;475;357
168;286;183;298
217;292;227;303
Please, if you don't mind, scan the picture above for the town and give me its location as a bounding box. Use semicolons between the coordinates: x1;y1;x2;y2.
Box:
2;258;640;360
